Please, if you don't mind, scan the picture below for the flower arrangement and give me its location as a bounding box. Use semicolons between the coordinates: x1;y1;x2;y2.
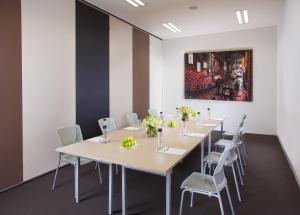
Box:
179;106;194;121
143;115;163;137
167;120;178;128
121;137;137;149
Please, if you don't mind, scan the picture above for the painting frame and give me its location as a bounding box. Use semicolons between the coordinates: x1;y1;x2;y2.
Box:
184;48;253;102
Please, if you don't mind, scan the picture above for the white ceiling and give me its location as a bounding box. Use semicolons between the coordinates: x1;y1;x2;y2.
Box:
86;0;283;39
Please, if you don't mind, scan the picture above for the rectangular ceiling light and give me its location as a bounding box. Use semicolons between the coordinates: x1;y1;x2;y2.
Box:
126;0;146;7
236;10;249;24
243;10;249;24
163;23;182;33
236;11;243;24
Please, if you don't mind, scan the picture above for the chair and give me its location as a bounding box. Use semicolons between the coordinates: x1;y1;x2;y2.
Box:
148;108;158;117
179;146;235;215
204;129;244;202
52;125;102;190
126;113;139;126
98;117;117;133
218;115;248;166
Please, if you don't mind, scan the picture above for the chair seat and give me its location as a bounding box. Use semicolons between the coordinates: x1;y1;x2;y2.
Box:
222;131;235;136
181;172;217;193
62;154;92;166
215;139;234;147
204;151;238;165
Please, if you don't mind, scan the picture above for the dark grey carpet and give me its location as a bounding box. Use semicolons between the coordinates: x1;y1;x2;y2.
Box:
1;133;300;215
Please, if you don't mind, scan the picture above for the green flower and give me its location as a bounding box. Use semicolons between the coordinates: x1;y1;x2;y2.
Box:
167;120;178;128
143;115;163;127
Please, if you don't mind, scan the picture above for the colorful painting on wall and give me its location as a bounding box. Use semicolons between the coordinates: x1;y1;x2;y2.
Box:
184;49;253;102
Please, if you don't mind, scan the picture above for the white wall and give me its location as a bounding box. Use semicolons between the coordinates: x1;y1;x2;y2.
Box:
22;0;75;180
277;0;300;185
149;36;163;112
162;27;277;135
109;17;133;128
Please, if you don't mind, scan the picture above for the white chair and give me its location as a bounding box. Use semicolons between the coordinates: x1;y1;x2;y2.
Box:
126;113;139;126
98;117;117;133
179;146;235;215
204;129;244;202
52;125;102;190
148;108;158;117
215;115;247;166
218;115;248;166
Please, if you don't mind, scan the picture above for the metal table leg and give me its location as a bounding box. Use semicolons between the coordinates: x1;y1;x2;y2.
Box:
75;157;80;203
122;166;127;215
221;122;224;137
109;163;114;215
166;170;172;215
208;133;212;153
201;140;204;173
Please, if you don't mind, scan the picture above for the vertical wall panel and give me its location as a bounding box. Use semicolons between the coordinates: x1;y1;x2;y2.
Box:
22;0;75;180
109;17;133;128
76;1;109;138
133;28;150;118
149;36;163;113
0;0;23;190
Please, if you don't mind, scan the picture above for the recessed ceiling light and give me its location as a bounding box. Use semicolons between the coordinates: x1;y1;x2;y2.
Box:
243;10;249;24
167;23;182;33
126;0;146;8
236;11;243;24
163;23;182;33
236;9;249;24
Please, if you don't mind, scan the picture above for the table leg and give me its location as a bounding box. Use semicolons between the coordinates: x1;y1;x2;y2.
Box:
221;122;224;137
201;140;204;174
109;163;114;215
75;157;80;203
122;166;127;215
208;133;212;153
166;170;172;215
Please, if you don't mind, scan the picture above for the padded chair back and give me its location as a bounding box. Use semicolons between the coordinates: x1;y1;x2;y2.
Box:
126;113;139;126
213;146;230;190
148;109;158;117
98;118;117;133
57;125;83;147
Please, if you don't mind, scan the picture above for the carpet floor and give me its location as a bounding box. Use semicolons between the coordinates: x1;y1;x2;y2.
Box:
0;133;299;215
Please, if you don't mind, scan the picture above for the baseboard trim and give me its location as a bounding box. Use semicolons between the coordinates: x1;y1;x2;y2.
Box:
277;136;300;188
0;164;69;193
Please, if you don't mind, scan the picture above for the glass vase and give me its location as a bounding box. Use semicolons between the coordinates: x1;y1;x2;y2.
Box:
146;126;157;137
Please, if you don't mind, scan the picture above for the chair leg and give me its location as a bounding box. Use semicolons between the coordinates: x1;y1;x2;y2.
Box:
179;190;187;215
97;162;103;184
52;153;62;190
237;148;245;176
225;185;235;215
190;192;194;208
217;192;225;215
239;144;247;166
235;160;244;186
231;164;242;202
94;162;97;170
241;135;248;159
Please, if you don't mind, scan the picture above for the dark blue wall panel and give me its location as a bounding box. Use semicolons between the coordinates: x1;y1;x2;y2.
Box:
76;1;109;139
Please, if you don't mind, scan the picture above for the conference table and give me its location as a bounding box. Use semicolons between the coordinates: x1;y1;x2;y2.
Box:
56;116;224;215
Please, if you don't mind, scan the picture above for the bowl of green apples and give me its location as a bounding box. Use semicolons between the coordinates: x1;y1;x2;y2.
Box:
120;136;137;149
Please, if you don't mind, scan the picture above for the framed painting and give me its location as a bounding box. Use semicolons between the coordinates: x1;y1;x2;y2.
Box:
184;49;253;102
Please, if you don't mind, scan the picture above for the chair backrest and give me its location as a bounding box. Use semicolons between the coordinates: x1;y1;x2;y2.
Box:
213;146;230;190
126;113;139;126
148;109;158;117
98;118;117;133
239;114;247;128
232;127;242;146
57;125;83;147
